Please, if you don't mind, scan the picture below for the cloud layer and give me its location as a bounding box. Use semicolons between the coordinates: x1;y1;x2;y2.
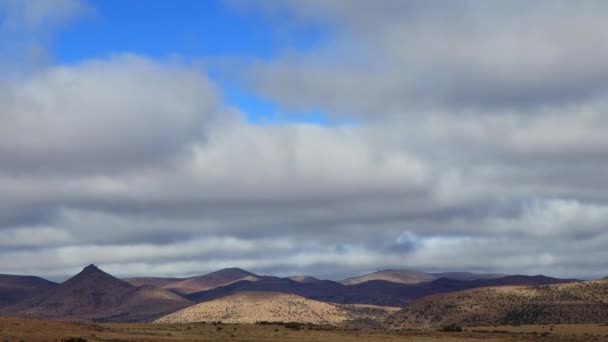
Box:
1;0;608;280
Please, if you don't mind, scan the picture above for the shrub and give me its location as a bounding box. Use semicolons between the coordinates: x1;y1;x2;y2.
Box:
62;338;88;342
284;322;303;330
441;324;463;332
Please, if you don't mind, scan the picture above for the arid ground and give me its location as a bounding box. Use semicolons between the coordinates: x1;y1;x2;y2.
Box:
3;317;608;342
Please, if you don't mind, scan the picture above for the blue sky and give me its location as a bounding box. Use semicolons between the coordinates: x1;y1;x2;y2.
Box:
52;0;331;124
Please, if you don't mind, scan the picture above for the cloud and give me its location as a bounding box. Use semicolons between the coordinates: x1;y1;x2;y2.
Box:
238;0;608;114
0;0;90;77
2;1;608;280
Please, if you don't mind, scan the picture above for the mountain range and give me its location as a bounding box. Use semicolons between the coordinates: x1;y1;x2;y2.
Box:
0;265;191;322
0;265;586;325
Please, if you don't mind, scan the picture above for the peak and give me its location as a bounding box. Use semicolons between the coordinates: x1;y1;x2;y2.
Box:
217;267;252;274
72;264;112;279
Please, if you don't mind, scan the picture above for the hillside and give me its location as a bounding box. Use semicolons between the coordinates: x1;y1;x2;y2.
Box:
163;268;260;295
186;274;572;307
340;270;436;285
288;276;322;283
156;291;399;325
431;272;507;281
340;270;509;285
0;275;57;306
387;279;608;329
3;265;191;322
123;277;186;287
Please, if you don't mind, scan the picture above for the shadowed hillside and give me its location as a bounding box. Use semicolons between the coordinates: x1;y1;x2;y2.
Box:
387;279;608;329
162;268;260;295
0;274;57;306
123;277;187;287
1;265;192;322
339;270;508;285
186;274;573;307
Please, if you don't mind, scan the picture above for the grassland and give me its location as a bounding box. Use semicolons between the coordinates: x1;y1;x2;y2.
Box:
4;316;608;341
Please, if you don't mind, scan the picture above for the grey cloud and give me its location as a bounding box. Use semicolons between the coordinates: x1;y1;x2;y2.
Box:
240;0;608;113
3;1;608;280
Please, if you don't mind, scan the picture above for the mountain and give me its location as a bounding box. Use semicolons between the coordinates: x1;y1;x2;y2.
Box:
186;274;573;307
340;269;510;285
340;270;436;285
0;275;57;306
386;279;608;329
122;277;186;288
2;265;192;322
288;276;322;283
156;291;399;326
162;268;260;295
431;272;507;281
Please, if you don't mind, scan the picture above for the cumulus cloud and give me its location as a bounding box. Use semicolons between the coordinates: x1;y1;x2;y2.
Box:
2;0;608;280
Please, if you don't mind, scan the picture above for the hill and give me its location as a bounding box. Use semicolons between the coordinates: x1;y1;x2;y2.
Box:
156;291;399;325
288;276;322;283
163;268;260;295
2;264;191;322
340;270;509;285
186;274;572;307
122;277;186;287
431;272;507;281
340;270;436;285
0;274;57;306
386;279;608;329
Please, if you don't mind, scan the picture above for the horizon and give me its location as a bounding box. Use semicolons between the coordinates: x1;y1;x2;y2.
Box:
2;1;608;281
5;263;590;284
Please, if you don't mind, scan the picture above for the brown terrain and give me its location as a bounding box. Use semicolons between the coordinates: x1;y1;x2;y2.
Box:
339;270;507;285
185;274;572;307
340;270;437;285
387;279;608;329
0;274;56;306
0;265;191;322
2;316;608;342
160;268;260;295
122;277;186;288
155;291;399;325
288;275;323;283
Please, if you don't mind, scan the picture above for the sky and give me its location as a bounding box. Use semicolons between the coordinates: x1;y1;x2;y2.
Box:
1;0;608;281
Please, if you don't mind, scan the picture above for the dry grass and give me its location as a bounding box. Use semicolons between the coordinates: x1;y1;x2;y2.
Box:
388;279;608;329
4;316;608;341
155;291;399;325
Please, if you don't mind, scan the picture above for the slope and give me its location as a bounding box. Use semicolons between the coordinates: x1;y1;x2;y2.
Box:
387;279;608;329
3;264;191;322
0;274;57;306
156;291;399;325
186;274;573;307
163;268;260;295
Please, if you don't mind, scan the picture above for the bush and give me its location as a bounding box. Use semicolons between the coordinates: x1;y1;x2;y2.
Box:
441;324;463;332
284;322;303;330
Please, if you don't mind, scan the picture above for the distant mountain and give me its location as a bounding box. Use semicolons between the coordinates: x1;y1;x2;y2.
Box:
387;279;608;329
339;269;509;285
340;270;436;285
288;276;322;283
0;274;57;306
431;272;507;281
156;291;399;326
2;265;191;322
162;268;260;295
186;274;573;307
122;277;186;288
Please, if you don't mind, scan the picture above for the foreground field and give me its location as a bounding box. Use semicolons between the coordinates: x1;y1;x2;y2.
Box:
2;316;608;341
